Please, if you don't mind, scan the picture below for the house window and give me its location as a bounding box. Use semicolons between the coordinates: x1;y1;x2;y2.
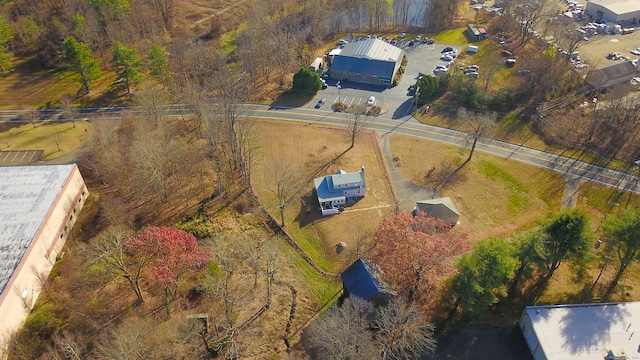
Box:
358;190;360;194
344;191;347;195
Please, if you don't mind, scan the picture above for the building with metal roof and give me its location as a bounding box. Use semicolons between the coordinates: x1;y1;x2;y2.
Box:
313;167;366;216
586;0;640;24
0;164;87;353
520;302;640;360
340;259;396;306
329;38;405;86
413;197;460;226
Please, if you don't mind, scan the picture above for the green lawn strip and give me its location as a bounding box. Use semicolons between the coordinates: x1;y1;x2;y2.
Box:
430;27;471;46
479;159;529;216
283;223;340;274
220;24;245;56
277;237;341;306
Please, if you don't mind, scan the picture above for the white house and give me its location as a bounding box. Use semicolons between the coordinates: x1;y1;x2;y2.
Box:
520;302;640;360
313;167;366;216
0;164;87;358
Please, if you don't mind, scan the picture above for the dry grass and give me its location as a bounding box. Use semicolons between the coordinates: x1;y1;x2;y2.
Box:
389;134;565;242
252;119;395;273
0;121;93;160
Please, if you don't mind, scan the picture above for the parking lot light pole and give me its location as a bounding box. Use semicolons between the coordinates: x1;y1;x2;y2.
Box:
337;81;341;103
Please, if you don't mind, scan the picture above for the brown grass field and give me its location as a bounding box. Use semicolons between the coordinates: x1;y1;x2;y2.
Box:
0;121;93;160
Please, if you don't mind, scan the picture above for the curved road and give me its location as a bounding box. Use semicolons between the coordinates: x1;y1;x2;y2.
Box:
1;104;639;196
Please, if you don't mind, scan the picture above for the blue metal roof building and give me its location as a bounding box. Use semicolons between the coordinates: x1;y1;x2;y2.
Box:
329;38;405;86
340;259;396;305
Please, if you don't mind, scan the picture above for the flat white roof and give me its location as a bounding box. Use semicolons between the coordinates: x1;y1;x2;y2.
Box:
0;164;76;296
524;302;640;359
587;0;640;15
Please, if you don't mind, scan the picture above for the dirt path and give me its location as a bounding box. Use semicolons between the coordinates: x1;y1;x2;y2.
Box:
380;133;441;213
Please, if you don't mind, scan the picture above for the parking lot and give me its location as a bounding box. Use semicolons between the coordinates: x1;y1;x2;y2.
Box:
0;150;43;165
309;38;463;119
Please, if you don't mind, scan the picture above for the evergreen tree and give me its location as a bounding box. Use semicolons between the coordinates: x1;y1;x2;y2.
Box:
60;36;102;94
112;41;143;94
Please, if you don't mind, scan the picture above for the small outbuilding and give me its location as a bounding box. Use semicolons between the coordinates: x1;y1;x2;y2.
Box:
467;45;479;54
587;60;639;88
309;57;323;73
340;259;396;306
413;197;460;226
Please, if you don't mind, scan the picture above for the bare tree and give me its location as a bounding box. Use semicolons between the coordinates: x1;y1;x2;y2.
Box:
20;107;40;128
446;109;496;181
93;318;164;358
265;160;304;227
303;298;378;360
83;226;147;304
345;104;371;150
372;298;437;360
59;94;77;128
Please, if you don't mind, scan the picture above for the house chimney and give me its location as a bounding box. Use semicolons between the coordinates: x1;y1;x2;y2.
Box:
361;165;365;172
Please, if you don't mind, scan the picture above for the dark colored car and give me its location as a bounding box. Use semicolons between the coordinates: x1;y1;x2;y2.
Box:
500;50;513;57
441;46;453;53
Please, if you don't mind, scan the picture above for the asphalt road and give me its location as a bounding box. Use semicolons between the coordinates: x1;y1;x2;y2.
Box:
1;104;639;194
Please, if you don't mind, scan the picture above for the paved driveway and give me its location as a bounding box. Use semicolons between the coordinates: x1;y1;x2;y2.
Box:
309;42;463;119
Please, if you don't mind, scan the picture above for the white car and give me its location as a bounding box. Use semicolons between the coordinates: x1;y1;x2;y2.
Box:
631;48;640;55
367;96;376;106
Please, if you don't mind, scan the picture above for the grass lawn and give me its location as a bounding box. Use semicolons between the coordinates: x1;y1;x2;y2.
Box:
430;27;472;46
0;121;92;160
252;119;395;274
388;134;564;242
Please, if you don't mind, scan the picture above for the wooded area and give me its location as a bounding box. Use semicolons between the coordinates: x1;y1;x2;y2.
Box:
3;0;640;358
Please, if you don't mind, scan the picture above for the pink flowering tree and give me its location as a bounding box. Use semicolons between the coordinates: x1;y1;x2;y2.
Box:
126;226;208;316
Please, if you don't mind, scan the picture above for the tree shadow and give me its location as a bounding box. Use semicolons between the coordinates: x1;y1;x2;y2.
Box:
270;90;315;108
521;277;551;304
294;189;325;227
559;302;631;354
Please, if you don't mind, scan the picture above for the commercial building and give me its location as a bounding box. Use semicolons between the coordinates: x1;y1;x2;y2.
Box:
0;164;87;353
520;302;640;360
586;0;640;24
329;38;405;86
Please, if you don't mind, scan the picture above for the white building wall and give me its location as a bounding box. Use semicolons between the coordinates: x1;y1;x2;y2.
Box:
0;166;87;358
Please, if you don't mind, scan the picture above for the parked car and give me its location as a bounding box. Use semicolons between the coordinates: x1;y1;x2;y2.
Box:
465;72;479;79
467;65;479;71
408;40;415;46
516;69;531;76
504;58;517;66
440;54;454;61
315;99;326;108
415;35;422;42
399;32;407;38
422;37;429;44
338;39;348;46
367;96;376;106
441;46;454;53
500;50;512;57
427;39;436;44
631;48;640;55
434;64;448;71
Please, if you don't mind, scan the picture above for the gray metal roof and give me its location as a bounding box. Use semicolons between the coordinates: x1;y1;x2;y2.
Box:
339;38;404;62
0;164;76;297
